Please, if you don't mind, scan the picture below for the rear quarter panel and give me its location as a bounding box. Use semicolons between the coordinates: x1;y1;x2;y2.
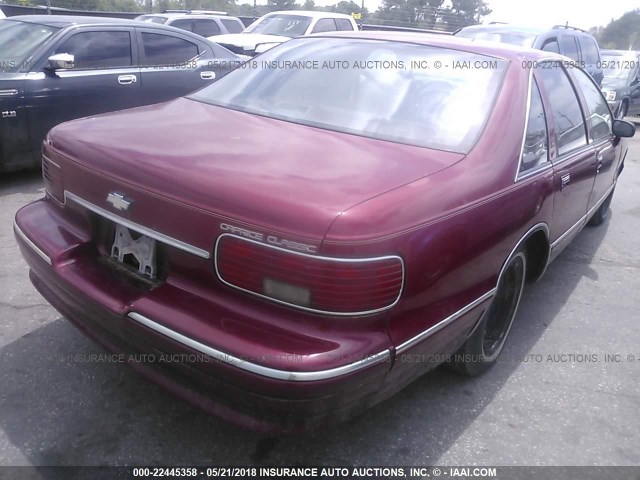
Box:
323;60;554;379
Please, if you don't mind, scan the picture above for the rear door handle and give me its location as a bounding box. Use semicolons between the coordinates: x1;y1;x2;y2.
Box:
561;173;571;189
118;75;137;85
200;71;216;80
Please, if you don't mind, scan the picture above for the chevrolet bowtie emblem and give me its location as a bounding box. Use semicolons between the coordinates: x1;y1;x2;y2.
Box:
106;192;132;211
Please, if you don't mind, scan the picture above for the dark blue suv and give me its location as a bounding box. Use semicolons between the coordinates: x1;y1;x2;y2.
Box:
0;15;241;172
455;23;603;86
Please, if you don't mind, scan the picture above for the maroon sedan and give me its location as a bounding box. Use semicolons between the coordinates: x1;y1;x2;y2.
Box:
13;32;635;432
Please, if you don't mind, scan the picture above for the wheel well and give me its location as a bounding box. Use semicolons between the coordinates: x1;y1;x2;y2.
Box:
523;229;550;282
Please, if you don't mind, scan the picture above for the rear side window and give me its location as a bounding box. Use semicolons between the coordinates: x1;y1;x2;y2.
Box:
221;19;244;34
572;68;612;141
141;33;199;66
578;36;599;64
170;19;194;32
559;36;580;61
519;79;549;175
537;62;587;156
55;30;132;69
541;39;560;54
193;19;221;37
311;18;337;34
335;19;355;31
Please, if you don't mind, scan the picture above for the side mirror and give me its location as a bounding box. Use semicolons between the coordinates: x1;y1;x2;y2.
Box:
47;53;75;70
612;119;636;138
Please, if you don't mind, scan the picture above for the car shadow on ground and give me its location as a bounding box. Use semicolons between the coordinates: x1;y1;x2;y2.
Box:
0;169;43;196
0;212;612;466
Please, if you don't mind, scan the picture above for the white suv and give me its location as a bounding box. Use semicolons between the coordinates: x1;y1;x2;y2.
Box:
210;10;359;56
135;11;245;38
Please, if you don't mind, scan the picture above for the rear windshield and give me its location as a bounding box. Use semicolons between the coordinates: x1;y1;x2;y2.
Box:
190;38;507;153
456;28;537;48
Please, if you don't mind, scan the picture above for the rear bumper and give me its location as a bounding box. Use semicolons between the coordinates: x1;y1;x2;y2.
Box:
14;200;393;432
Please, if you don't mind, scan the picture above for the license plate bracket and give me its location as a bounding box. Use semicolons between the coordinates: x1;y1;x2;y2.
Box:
111;224;157;278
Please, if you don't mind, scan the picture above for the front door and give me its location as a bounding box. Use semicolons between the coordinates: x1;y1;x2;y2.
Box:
24;27;141;153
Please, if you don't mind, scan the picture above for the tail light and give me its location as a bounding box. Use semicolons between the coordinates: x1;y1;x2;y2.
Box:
215;234;404;315
42;154;64;203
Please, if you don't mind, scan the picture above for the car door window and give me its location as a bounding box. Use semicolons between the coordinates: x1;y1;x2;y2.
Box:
537;62;587;157
572;68;612;141
311;19;337;34
519;78;549;176
54;31;132;69
221;19;244;34
335;19;355;31
541;39;560;54
193;19;221;37
141;33;199;66
559;36;580;62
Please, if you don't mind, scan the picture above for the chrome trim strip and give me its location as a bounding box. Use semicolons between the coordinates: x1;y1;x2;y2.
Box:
0;89;19;97
214;233;405;317
550;216;586;249
550;182;615;249
396;288;497;354
515;68;535;182
13;220;52;265
64;191;210;259
516;163;553;182
127;312;390;382
42;154;60;170
57;68;140;78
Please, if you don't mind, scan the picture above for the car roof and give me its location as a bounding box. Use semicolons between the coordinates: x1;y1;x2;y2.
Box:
316;30;567;62
457;23;594;38
458;24;545;34
265;10;354;19
6;15;151;28
140;13;240;20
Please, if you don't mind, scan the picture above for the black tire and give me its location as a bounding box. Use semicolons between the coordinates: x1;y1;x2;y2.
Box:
448;250;527;376
618;101;629;119
588;187;615;227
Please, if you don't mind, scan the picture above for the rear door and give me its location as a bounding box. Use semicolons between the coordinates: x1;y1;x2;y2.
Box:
536;61;596;254
571;67;619;213
24;26;140;152
136;27;224;105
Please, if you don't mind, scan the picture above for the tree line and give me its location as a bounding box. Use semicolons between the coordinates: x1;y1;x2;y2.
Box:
590;9;640;51
2;0;491;31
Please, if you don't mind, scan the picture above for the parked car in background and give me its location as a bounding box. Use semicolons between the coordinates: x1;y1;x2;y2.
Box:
135;10;245;38
455;23;604;85
211;10;358;55
0;15;242;173
600;49;640;118
14;32;634;432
